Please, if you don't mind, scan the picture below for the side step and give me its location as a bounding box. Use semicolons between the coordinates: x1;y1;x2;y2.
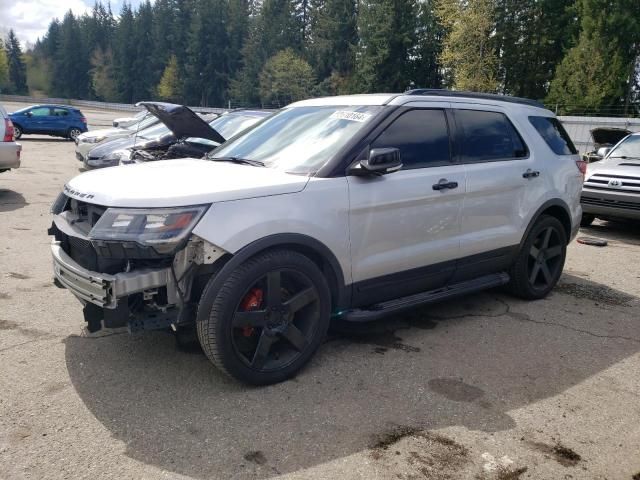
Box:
342;272;510;323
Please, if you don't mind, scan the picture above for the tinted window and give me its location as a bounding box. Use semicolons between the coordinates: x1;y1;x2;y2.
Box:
529;116;578;155
456;110;527;162
30;107;51;117
372;109;450;169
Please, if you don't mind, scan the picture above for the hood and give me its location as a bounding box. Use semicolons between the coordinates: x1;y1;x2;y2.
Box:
137;102;225;144
587;156;640;179
590;128;631;147
87;133;175;159
64;159;309;207
81;127;128;139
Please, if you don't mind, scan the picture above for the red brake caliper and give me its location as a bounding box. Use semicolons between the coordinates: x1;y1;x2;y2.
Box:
239;288;264;337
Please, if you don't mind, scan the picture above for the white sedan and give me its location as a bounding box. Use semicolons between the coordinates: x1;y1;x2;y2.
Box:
75;114;159;162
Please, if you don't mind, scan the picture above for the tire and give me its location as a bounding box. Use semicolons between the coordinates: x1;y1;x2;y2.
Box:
197;249;331;385
68;128;82;141
507;215;567;300
580;213;595;227
13;125;22;140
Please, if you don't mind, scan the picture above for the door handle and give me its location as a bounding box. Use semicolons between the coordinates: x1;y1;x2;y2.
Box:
432;179;459;191
522;169;540;179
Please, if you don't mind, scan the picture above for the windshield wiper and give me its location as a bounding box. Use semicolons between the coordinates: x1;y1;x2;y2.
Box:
209;156;265;167
609;155;640;160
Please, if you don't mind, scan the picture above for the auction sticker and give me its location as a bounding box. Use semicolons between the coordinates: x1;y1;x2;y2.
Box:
330;111;372;122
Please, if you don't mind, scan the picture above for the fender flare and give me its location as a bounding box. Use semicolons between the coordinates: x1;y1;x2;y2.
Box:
196;233;349;323
519;198;573;250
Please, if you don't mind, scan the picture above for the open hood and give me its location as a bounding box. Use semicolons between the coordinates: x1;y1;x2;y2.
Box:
137;102;225;144
590;128;631;147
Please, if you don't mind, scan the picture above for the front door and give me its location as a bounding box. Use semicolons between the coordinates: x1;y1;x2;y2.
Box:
347;106;466;307
25;106;53;133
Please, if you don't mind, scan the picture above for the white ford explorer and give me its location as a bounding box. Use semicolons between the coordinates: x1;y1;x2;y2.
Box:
49;90;584;385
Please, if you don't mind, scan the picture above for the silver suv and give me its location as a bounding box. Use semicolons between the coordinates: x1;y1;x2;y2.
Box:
581;132;640;225
0;105;21;173
49;90;584;385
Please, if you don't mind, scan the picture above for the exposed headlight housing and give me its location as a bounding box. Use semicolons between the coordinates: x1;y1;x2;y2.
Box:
88;205;209;254
81;136;106;144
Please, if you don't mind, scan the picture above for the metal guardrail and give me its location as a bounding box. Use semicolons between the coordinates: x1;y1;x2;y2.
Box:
0;94;227;114
558;115;640;154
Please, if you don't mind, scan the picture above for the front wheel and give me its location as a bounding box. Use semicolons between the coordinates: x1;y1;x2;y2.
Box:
13;125;22;140
507;215;567;300
197;249;331;385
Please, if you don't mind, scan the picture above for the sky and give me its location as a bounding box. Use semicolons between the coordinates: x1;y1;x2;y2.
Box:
0;0;149;47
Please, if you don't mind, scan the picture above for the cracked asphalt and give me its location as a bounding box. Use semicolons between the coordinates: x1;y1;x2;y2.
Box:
1;102;639;479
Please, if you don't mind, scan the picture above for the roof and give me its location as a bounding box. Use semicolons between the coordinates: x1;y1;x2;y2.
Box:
290;90;547;110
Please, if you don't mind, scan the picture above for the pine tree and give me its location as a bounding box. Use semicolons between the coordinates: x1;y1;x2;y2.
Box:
5;30;27;94
51;11;90;98
436;0;498;92
132;1;156;101
547;0;640;113
157;55;181;101
113;3;137;102
91;47;118;101
0;40;10;92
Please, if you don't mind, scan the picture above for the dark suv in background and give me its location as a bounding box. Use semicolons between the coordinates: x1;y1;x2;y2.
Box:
9;105;88;141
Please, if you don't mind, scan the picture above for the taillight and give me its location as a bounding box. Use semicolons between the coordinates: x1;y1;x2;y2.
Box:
80;116;87;124
575;160;587;178
3;118;14;142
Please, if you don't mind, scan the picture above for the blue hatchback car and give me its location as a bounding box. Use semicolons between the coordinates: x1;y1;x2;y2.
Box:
9;105;88;141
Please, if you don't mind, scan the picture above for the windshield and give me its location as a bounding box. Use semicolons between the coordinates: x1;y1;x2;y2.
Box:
209;106;383;174
608;134;640;159
209;113;267;140
134;122;171;140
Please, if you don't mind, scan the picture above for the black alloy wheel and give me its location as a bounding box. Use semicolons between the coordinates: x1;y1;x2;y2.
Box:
197;249;331;385
507;215;567;299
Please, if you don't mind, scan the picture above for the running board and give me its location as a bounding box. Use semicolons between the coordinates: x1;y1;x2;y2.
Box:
342;272;510;323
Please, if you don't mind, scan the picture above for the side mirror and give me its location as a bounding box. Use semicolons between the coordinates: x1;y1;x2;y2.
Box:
26;111;32;117
596;146;611;158
354;148;402;175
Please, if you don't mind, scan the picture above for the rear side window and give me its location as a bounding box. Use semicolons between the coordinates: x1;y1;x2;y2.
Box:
455;109;528;162
53;108;69;116
372;109;450;169
528;116;577;155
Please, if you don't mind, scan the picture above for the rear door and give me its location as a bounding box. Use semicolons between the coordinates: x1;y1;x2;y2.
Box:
51;107;72;134
347;105;466;306
452;105;543;281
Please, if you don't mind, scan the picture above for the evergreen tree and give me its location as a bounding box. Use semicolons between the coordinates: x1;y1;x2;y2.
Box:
91;47;118;100
113;3;137;102
51;11;90;98
352;0;418;92
0;40;9;92
436;0;498;92
132;1;156;101
411;0;443;89
157;55;181;101
5;30;27;94
547;0;640;113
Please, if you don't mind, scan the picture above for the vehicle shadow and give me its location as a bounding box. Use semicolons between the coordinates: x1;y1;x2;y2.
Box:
64;274;639;479
0;189;28;213
17;137;72;143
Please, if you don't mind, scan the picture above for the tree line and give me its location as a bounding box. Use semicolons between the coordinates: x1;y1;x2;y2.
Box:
1;0;639;114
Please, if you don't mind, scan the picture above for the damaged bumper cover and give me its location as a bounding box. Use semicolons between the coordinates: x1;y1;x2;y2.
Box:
51;241;171;309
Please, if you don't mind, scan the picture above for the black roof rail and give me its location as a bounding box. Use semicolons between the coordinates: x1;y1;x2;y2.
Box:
404;89;545;109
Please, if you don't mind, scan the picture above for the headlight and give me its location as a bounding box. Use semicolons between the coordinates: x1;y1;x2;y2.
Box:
88;205;209;254
80;136;105;144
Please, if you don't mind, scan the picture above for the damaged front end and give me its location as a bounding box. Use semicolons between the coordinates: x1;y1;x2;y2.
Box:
49;194;225;333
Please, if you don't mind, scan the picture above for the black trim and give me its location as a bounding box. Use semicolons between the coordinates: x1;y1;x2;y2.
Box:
352;259;456;308
405;89;545;109
451;246;519;283
343;273;510;322
519;198;573;247
195;234;350;323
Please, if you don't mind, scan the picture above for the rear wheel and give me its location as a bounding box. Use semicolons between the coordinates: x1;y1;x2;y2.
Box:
13;125;22;140
68;128;82;141
507;215;567;299
197;249;331;385
580;213;595;227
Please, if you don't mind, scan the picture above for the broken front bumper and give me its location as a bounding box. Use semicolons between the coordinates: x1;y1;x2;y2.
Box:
51;241;171;309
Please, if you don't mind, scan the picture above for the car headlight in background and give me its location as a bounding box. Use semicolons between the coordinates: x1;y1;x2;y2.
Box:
88;205;209;254
80;136;106;144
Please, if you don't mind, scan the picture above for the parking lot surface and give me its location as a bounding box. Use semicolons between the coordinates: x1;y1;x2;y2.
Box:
0;105;639;480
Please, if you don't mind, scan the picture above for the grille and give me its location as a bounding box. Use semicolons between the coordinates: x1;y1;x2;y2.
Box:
69;199;107;227
581;196;640;212
584;173;640;195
